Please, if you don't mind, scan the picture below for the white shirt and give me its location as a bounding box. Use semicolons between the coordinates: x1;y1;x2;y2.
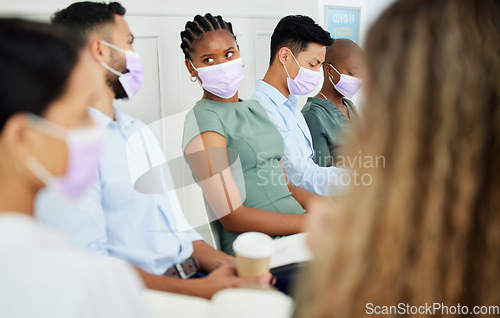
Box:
251;80;347;196
0;212;152;318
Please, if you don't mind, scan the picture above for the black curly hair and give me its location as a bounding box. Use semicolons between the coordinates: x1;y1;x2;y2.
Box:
180;13;236;60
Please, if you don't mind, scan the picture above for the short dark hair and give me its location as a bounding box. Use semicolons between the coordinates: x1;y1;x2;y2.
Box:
269;15;334;65
51;1;126;41
180;13;236;60
0;18;84;131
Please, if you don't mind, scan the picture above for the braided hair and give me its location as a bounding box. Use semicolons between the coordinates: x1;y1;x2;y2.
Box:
180;13;236;60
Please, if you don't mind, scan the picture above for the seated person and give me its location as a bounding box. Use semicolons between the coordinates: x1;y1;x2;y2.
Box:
181;13;326;256
251;15;347;196
302;39;364;167
294;0;500;317
0;18;151;317
36;2;269;299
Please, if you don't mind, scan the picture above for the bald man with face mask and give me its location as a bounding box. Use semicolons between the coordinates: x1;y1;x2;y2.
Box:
302;38;364;167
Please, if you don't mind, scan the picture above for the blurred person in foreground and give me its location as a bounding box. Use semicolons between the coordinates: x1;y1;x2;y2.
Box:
0;18;151;317
294;0;500;317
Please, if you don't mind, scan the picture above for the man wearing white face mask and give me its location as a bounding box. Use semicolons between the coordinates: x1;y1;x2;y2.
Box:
302;39;364;167
36;2;253;299
251;15;348;197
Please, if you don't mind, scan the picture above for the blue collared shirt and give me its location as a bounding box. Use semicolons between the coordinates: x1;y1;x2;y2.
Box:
36;107;202;276
251;80;347;196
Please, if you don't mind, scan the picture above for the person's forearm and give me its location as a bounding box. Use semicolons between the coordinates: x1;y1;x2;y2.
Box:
289;184;333;211
220;205;306;236
191;240;234;272
134;266;211;298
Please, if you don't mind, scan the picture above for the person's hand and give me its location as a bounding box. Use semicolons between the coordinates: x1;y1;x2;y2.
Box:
192;240;235;272
197;263;272;299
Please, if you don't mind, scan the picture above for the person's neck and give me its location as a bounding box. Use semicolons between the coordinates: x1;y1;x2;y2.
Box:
0;172;36;216
317;82;344;108
203;91;239;103
91;87;116;120
262;64;290;99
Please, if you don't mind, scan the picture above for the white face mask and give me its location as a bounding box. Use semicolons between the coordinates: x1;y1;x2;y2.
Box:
25;114;105;201
328;63;362;98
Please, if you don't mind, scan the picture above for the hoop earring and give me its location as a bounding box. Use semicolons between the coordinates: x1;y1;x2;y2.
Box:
190;76;197;82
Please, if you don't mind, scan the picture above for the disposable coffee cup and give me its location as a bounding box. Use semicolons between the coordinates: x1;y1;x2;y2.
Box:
233;232;275;278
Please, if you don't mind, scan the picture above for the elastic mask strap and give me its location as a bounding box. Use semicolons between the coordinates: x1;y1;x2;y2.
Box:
189;60;199;72
101;40;126;53
283;49;301;79
101;40;126;76
288;49;301;68
27;113;67;141
25;155;54;184
328;63;342;76
101;62;124;76
282;63;291;78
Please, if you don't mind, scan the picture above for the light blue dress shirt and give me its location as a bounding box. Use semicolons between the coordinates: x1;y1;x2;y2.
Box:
251;80;347;196
36;107;202;276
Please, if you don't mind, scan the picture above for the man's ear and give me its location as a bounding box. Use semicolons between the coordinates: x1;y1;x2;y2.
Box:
323;63;333;78
1;114;31;160
88;38;108;63
277;47;290;65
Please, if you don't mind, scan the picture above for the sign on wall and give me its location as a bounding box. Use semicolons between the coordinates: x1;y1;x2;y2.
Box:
325;6;361;44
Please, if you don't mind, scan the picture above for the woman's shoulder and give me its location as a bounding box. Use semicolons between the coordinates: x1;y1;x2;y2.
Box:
302;97;331;118
186;100;225;123
192;98;229;112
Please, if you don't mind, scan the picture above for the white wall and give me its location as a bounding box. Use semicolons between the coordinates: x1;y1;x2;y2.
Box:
365;0;396;31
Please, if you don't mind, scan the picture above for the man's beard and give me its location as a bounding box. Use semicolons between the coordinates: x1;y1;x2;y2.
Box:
105;52;128;99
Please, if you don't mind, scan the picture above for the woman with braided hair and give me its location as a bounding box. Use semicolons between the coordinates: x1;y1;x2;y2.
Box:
181;14;328;256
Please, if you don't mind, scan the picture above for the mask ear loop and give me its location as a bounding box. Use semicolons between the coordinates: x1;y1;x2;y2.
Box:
101;40;126;53
282;49;300;79
327;63;341;86
328;63;342;76
288;49;301;67
189;60;199;72
102;62;124;76
27;113;67;141
25;155;54;185
100;41;126;76
189;60;199;82
282;63;292;79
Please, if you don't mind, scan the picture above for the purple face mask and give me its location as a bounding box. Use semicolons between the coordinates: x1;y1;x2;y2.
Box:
101;41;144;99
190;57;244;99
283;50;321;96
26;114;104;201
328;63;362;99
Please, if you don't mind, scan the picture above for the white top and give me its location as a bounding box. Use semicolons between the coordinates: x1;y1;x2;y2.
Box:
0;212;153;318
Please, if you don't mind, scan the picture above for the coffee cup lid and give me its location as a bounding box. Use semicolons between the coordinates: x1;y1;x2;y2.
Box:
233;232;275;259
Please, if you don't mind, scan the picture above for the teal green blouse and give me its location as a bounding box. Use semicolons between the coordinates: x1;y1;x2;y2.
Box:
182;99;305;255
302;97;358;167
